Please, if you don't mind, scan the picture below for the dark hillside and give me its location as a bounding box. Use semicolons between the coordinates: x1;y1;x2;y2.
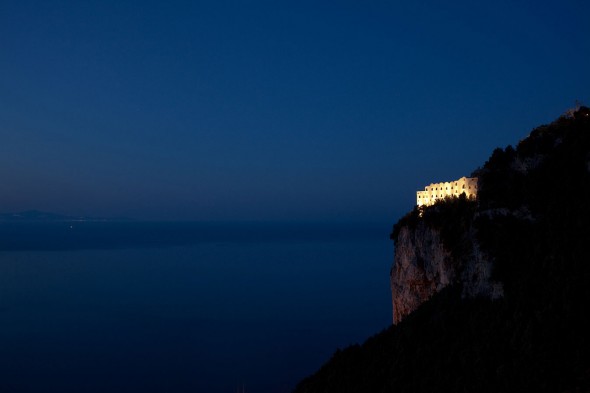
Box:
293;107;590;393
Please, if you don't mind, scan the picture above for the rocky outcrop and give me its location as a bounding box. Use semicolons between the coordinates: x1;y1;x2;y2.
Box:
390;206;502;324
459;237;503;300
390;224;452;324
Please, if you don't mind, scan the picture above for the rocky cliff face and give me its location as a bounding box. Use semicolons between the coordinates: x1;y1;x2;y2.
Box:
390;200;503;324
390;224;452;324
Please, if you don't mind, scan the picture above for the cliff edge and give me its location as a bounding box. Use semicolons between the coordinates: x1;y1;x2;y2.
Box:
294;106;590;393
390;197;503;324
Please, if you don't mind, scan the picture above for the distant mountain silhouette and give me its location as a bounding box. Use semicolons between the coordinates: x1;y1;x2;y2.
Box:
0;210;131;222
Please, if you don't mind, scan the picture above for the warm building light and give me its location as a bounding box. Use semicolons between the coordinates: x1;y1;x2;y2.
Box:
416;177;478;207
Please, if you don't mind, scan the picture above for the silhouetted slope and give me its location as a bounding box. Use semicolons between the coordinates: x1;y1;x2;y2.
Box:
293;107;590;393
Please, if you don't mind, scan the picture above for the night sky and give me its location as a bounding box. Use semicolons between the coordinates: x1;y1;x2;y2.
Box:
1;0;589;221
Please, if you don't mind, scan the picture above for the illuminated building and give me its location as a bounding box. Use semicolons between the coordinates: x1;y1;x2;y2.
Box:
416;177;478;207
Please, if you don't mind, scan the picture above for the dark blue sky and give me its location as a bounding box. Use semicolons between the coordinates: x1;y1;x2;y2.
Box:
1;0;589;221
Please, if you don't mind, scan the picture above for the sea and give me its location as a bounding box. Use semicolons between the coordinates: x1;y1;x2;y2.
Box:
0;221;393;393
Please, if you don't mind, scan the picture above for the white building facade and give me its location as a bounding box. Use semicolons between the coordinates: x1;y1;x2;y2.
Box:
416;176;478;207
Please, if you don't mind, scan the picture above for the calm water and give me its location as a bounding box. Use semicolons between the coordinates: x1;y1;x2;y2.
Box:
0;222;392;393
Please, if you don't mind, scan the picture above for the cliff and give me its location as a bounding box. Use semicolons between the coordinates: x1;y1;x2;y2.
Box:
390;197;503;324
293;106;590;393
390;222;454;324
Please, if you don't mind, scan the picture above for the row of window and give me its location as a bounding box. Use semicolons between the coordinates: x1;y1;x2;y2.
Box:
426;185;476;191
421;187;471;194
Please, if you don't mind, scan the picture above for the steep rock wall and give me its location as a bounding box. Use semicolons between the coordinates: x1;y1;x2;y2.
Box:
391;217;502;324
390;224;452;324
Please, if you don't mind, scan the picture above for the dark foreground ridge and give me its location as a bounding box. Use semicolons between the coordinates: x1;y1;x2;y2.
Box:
293;106;590;392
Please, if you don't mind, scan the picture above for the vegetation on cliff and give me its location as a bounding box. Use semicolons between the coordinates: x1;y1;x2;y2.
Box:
293;107;590;393
391;194;477;260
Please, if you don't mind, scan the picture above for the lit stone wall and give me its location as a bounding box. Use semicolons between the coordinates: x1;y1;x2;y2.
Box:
416;177;478;207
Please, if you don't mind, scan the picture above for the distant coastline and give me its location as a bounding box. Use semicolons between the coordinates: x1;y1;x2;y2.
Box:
0;210;133;223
